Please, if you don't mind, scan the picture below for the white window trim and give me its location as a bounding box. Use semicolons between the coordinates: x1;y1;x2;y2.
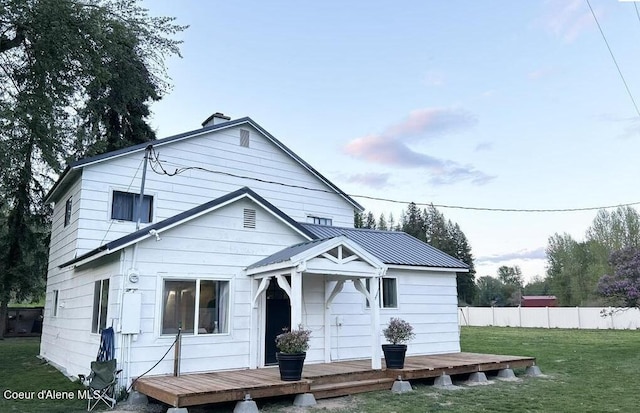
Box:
157;275;233;338
108;187;157;223
307;215;333;226
91;279;110;334
365;276;399;310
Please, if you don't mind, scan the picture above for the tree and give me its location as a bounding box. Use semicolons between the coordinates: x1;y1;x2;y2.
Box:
523;275;551;296
597;247;640;308
354;211;364;228
401;202;424;240
497;265;523;306
475;276;506;306
377;213;388;230
0;0;184;338
364;212;376;229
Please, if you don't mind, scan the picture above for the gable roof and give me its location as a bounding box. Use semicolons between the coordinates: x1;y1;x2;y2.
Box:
59;187;316;268
301;224;469;269
45;117;363;211
246;235;386;276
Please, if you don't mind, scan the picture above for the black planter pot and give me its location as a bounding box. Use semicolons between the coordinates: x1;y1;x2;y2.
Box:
382;344;407;369
276;352;306;381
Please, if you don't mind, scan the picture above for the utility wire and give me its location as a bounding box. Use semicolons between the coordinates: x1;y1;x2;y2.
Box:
148;148;640;213
586;0;640;118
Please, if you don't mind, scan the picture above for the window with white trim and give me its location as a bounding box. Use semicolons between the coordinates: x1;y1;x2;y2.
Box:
162;279;230;335
92;279;109;333
365;277;398;308
111;191;153;223
64;197;72;227
307;216;332;226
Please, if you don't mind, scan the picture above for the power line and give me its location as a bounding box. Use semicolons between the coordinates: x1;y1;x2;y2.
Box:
586;0;640;117
148;148;640;213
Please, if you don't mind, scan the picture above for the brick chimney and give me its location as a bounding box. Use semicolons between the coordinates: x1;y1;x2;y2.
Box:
201;112;231;128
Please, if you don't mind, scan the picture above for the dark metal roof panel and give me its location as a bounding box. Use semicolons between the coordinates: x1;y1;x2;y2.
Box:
246;238;331;269
300;224;469;269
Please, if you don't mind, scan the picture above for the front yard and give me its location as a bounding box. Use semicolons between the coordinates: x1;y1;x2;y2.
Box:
1;327;638;412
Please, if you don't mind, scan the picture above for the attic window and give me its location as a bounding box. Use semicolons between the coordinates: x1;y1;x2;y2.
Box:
240;129;250;147
243;208;256;229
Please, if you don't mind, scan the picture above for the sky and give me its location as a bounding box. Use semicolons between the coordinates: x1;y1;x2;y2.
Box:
143;0;640;282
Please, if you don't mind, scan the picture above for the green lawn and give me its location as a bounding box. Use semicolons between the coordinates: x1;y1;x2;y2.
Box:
2;328;639;412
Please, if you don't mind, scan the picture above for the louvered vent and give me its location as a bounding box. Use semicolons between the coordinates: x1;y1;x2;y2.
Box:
240;129;250;147
243;208;256;229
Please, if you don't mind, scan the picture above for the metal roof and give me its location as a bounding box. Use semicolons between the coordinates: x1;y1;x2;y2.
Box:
300;224;469;269
45;117;363;211
246;238;331;270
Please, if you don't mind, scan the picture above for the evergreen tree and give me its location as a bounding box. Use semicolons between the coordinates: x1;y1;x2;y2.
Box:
402;202;425;240
0;0;184;338
364;212;377;229
354;211;364;228
378;213;388;230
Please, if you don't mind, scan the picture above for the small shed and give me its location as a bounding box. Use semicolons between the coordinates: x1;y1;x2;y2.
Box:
521;295;557;307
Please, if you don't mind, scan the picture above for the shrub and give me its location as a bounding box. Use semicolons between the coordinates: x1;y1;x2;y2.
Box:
383;317;415;345
275;325;311;354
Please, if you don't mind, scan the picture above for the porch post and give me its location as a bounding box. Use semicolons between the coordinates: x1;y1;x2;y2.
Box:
371;275;381;369
290;268;303;328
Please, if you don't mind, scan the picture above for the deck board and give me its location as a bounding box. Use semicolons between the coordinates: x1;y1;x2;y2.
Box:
134;352;536;407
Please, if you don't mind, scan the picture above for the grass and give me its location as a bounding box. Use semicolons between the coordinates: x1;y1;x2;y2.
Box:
1;327;639;412
0;338;86;412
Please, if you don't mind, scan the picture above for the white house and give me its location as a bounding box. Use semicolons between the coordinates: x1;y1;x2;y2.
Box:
40;113;468;387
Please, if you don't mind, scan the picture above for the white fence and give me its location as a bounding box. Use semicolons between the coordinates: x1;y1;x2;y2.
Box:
458;306;640;330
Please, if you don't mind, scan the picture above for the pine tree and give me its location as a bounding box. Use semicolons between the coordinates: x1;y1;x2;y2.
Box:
377;213;388;230
364;212;377;229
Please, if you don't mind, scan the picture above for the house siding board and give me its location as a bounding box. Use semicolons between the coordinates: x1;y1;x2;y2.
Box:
302;224;468;269
119;199;309;377
69;123;355;255
40;256;122;379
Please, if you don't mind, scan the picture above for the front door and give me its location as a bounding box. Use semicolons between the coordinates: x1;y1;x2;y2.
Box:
264;278;291;365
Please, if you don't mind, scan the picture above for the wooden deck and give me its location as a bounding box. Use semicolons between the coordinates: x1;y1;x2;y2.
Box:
134;352;536;407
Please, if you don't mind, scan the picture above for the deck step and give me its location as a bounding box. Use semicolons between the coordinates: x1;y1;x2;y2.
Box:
310;378;396;399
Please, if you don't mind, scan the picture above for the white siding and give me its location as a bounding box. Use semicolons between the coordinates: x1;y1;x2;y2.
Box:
122;198;308;377
75;124;355;255
40;256;121;378
328;268;460;361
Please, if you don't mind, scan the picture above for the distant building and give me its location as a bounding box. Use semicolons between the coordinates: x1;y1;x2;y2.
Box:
521;296;558;307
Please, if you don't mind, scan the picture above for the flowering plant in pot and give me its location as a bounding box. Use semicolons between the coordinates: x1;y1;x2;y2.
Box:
275;325;311;381
382;317;415;369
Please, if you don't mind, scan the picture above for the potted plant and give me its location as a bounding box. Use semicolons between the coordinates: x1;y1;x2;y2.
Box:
275;324;311;381
382;317;415;369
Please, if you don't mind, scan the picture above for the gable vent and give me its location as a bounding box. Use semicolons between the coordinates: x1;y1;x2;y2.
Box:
240;129;250;147
243;208;256;229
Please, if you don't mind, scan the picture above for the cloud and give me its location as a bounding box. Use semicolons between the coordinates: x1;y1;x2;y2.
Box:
474;142;493;152
477;247;547;264
527;67;555;80
593;114;640;139
345;172;391;188
344;108;494;185
541;0;597;43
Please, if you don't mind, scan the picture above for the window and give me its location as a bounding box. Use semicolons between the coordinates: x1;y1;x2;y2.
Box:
53;290;59;317
111;191;153;223
64;197;72;227
92;279;109;333
307;216;332;226
365;277;398;308
162;279;230;335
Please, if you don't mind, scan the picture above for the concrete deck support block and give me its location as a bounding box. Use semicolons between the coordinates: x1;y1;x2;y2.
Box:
233;399;259;413
125;391;149;407
293;393;317;407
466;372;488;384
391;378;413;393
497;368;516;379
525;365;542;377
167;408;189;413
434;374;453;387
